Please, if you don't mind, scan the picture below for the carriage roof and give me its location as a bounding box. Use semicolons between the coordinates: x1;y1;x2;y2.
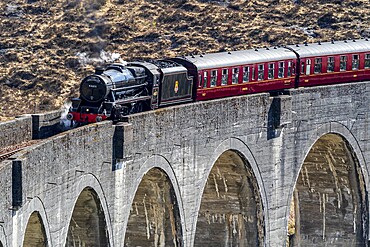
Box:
287;39;370;58
181;39;370;70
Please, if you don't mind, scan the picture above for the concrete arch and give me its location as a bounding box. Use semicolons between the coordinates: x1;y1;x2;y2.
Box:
123;155;184;247
20;197;52;247
289;122;369;225
288;121;369;245
62;173;113;247
295;121;369;187
193;137;268;246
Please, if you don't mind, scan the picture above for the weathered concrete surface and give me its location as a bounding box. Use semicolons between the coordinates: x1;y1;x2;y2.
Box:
0;116;32;149
31;110;63;139
0;122;115;247
66;188;109;246
124;168;182;247
1;81;370;246
194;150;264;247
290;134;367;246
0;110;63;150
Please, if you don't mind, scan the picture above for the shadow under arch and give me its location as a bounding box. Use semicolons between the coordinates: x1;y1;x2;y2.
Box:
20;197;52;247
66;186;109;246
23;211;47;247
193;137;267;247
124;156;183;247
61;173;113;247
288;124;369;246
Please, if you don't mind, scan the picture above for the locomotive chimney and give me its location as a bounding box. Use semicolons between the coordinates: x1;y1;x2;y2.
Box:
95;67;104;75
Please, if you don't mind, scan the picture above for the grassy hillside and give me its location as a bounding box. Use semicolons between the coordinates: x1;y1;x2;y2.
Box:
0;0;369;120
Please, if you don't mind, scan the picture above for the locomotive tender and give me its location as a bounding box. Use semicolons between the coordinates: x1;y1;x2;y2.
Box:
68;39;370;124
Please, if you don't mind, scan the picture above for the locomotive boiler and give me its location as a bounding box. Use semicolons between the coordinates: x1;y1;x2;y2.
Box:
68;60;194;123
67;63;150;123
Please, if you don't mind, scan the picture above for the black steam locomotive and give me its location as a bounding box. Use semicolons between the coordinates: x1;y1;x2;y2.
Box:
68;39;370;124
67;60;194;123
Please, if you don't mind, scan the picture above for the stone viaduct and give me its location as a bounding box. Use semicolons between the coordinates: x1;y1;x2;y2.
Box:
1;81;370;246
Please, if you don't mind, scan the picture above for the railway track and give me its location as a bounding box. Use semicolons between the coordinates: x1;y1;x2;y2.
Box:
0;140;40;163
0;148;25;162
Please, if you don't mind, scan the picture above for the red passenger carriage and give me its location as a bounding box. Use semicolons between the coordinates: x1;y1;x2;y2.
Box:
290;40;370;87
174;39;370;101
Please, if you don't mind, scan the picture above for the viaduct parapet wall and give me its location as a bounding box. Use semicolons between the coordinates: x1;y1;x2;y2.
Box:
0;116;32;148
0;110;63;150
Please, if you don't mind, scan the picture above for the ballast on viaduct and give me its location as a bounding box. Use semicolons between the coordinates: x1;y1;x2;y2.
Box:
1;81;370;247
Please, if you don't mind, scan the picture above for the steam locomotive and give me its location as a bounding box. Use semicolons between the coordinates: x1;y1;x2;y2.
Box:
68;39;370;124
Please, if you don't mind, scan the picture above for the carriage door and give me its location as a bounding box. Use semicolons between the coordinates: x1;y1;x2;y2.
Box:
306;59;311;75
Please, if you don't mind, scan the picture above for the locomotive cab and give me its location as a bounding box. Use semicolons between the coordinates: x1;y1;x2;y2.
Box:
148;60;194;107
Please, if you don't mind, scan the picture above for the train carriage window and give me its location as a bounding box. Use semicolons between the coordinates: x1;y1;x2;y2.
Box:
252;67;256;81
198;73;202;88
366;54;370;69
258;64;264;81
306;59;312;75
340;55;347;71
287;61;292;77
232;68;239;84
268;63;274;79
221;69;228;85
278;62;285;78
352;54;359;70
243;67;250;82
314;58;322;74
301;61;305;75
327;57;335;72
211;70;217;87
203;71;208;88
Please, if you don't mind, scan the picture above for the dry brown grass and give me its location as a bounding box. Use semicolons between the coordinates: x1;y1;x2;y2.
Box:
0;0;369;120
